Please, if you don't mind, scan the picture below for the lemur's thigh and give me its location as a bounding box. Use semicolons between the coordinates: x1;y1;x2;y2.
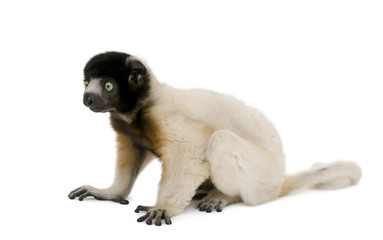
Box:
207;129;281;205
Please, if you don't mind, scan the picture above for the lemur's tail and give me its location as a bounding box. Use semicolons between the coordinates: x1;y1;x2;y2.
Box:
280;160;362;196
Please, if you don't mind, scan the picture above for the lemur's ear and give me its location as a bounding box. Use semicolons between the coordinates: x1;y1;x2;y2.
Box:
126;56;147;86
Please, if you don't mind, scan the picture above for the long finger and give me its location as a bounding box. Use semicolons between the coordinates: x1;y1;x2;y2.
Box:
69;189;87;199
68;187;81;197
135;205;150;213
79;191;91;201
154;209;163;226
145;211;156;225
137;212;150;222
163;210;172;225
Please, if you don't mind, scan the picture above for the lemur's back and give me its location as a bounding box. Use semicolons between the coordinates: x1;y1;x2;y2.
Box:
164;86;284;157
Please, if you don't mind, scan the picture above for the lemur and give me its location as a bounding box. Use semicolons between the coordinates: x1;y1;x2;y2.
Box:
69;52;362;226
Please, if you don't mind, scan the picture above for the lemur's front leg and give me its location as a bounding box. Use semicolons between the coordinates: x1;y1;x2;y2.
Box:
136;149;210;226
69;133;152;204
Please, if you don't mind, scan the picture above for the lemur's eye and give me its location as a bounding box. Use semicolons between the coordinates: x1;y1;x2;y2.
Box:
84;81;89;88
105;81;114;91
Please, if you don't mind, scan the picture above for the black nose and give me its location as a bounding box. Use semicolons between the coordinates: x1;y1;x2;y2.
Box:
83;93;95;107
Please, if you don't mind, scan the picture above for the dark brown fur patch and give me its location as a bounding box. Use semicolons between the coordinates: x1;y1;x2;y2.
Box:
115;132;150;196
110;109;162;158
135;108;166;158
198;178;214;190
115;133;136;169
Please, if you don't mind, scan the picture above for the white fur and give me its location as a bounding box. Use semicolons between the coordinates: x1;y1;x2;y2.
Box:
207;129;282;205
281;161;362;195
145;68;361;215
70;56;362;221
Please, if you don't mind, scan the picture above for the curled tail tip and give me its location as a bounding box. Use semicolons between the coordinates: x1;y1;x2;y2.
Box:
311;160;362;185
280;160;362;197
343;160;362;185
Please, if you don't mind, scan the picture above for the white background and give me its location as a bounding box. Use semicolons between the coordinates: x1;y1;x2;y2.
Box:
0;0;382;239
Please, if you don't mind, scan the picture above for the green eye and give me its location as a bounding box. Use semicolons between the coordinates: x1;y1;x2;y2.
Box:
105;81;113;91
84;81;89;88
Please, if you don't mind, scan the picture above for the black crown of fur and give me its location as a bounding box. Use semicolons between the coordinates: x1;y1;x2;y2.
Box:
84;52;131;81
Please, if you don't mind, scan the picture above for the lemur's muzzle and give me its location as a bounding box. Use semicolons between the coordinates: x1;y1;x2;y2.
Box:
83;93;106;112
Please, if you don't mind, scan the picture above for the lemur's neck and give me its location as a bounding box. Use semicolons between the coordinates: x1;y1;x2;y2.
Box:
114;75;160;124
109;103;160;158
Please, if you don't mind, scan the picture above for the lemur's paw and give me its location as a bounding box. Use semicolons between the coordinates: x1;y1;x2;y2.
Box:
196;197;224;213
135;205;172;226
196;189;236;213
68;186;129;205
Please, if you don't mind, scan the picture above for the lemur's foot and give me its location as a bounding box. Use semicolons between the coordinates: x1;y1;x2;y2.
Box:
68;185;129;205
197;197;224;212
135;205;172;226
196;189;238;213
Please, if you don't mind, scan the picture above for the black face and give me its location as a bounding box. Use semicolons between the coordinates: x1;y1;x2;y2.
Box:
83;78;120;112
83;52;151;113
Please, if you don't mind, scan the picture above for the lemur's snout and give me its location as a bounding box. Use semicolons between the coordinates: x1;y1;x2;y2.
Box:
83;93;103;108
83;93;94;107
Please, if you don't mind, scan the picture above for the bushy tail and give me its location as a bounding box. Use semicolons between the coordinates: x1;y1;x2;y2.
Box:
280;161;362;196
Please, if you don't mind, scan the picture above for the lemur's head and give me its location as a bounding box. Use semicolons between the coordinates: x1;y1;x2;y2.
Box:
83;52;151;113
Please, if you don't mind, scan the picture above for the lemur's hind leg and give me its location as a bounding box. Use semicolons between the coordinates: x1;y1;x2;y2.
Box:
192;179;214;200
206;130;284;206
